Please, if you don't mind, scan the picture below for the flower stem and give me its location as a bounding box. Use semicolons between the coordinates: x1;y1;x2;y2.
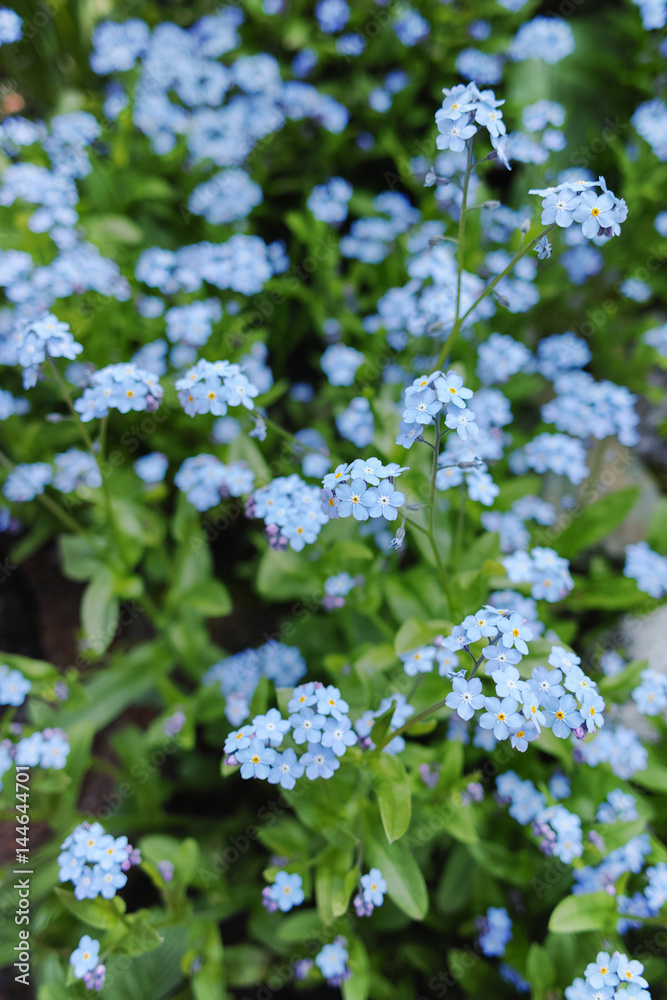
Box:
378;696;450;747
0;449;87;537
435;222;557;369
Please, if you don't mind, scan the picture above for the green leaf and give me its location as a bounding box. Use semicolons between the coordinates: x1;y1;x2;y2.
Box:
256;546;319;600
342;936;371;1000
548;891;617;933
224;945;270;988
394;617;448;655
0;652;58;682
369;705;396;748
180;580;232;618
114;912;163;956
598;659;647;700
315;845;354;923
467;841;532;886
54;888;126;930
526;943;556;1000
368;753;411;843
81;571;120;656
632;748;667;793
191;922;226;1000
554;487;639;559
84;213;145;248
568;575;642;609
365;809;428;920
435;844;472;914
59;534;105;582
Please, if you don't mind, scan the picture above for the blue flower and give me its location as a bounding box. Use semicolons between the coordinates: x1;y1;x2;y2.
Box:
70;935;100;980
445;676;485;721
267;748;305;790
584;952;619;989
403;388;441;425
540;188;577;227
581;691;605;732
252;709;290;746
272;871;305;912
316;685;349;719
236;738;276;779
482;644;522;674
289;707;326;744
364;480;405;520
301;744;340;779
360;867;387;906
92;863;127;899
542;694;582;739
336;477;374;521
529;666;564;699
321;716;357;756
573;190;616;238
497;614;532;655
445;407;478;439
436;118;477;152
479;697;523;740
534;236;552;259
509;722;539;752
493;666;528;701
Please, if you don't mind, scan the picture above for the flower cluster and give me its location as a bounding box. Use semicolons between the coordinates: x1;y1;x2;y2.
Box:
397;370;476;448
576;724;648;780
321;457;407;523
439;604;603;752
70;935;105;992
477;906;512;957
58;822;141;901
624;541;667;598
531;177;627;241
503;547;575;603
174;454;254;511
323;571;360;610
510;432;590;485
597;789;639;824
224;681;356;786
74;363;163;421
632;667;667;715
307;176;352;223
176;358;261;416
481;496;557;553
0;664;31;706
12;313;83;389
247;474;327;551
203;641;306;727
565;951;652;1000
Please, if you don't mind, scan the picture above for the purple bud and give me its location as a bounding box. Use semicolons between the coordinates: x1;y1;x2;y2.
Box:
262;886;278;912
157;860;174;882
294;959;313;980
572;726;587;741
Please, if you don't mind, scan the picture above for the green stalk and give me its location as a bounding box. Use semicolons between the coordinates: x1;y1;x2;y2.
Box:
435;222;557;369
